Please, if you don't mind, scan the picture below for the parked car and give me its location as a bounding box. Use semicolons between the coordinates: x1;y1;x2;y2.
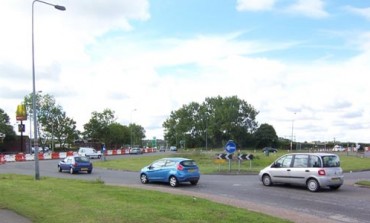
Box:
169;146;177;151
78;147;101;159
129;147;143;155
332;145;345;152
140;157;200;187
58;156;93;174
262;147;278;153
259;153;344;192
159;146;166;152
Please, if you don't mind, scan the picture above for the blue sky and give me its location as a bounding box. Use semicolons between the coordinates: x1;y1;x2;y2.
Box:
0;0;370;144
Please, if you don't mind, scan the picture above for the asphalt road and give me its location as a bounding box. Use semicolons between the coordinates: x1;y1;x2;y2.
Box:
1;155;370;223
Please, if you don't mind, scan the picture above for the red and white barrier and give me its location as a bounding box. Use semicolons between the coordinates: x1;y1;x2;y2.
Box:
0;148;157;163
0;154;5;164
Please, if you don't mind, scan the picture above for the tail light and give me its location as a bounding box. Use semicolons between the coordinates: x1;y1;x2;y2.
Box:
318;169;326;176
177;164;184;171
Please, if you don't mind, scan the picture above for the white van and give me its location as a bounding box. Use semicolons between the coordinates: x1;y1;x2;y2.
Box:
78;147;101;159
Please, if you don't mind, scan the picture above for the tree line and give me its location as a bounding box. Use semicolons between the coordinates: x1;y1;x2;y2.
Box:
1;93;284;151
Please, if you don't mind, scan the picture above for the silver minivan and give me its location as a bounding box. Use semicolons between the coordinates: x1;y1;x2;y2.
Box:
259;153;344;192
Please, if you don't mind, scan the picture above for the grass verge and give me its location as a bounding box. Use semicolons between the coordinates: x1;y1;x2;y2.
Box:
94;150;370;174
0;174;290;223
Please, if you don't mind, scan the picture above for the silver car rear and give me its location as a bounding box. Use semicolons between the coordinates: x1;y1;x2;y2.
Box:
259;153;344;192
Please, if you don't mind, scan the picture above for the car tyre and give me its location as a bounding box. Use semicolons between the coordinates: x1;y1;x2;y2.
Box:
169;176;178;187
190;180;198;185
262;174;273;186
58;166;62;172
140;174;149;184
307;178;320;192
87;170;92;174
70;168;75;174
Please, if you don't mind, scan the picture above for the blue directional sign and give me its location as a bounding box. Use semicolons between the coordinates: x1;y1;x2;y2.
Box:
225;140;236;154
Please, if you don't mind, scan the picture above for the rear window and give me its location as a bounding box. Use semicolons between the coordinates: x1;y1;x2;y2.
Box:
181;160;197;167
75;157;90;163
322;155;340;167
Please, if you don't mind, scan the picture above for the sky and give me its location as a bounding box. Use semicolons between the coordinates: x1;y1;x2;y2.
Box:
0;0;369;144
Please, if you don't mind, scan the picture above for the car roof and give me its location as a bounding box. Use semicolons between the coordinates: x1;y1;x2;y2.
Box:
160;157;192;162
65;155;86;158
284;153;338;156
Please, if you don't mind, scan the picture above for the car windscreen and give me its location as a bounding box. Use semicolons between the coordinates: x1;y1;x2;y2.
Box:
180;160;197;167
322;155;340;167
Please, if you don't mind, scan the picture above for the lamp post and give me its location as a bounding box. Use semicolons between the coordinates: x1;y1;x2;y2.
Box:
290;112;296;151
32;0;65;180
130;109;137;148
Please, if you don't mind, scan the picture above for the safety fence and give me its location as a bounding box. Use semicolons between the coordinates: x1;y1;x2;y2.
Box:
0;148;156;163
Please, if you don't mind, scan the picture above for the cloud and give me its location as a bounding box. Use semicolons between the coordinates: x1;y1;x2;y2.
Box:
345;6;370;21
285;0;329;19
236;0;276;11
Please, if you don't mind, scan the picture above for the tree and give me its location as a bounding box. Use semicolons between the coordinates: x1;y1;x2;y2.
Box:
254;123;278;149
83;109;116;144
163;96;259;148
0;108;16;143
129;123;146;146
107;123;129;148
204;96;258;148
24;93;78;149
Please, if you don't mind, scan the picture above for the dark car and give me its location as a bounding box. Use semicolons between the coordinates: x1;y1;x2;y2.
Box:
262;147;278;153
58;156;93;174
140;157;200;187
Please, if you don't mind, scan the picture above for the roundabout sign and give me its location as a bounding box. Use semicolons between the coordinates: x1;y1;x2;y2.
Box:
225;140;236;154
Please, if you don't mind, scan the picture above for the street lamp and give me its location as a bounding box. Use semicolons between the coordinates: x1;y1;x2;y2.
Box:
32;0;65;180
130;109;137;148
290;112;296;151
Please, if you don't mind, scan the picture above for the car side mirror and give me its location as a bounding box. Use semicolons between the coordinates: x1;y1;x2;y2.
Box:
272;162;281;168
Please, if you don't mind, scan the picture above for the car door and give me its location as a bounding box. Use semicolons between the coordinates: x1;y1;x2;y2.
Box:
146;159;167;181
269;154;293;183
289;154;310;186
60;157;71;170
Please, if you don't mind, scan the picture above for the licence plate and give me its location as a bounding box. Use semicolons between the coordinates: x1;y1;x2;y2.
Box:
81;168;88;171
331;177;340;182
188;169;196;173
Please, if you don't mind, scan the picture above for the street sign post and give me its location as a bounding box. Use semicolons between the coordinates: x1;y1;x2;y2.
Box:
225;140;236;171
237;153;254;171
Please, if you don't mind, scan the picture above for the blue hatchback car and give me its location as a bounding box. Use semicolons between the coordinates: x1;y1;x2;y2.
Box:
58;156;93;174
140;157;200;187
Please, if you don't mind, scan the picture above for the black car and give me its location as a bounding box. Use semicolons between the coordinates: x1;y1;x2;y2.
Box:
262;147;278;153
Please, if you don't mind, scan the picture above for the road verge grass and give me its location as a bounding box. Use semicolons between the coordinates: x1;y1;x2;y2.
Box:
94;150;370;174
0;174;290;223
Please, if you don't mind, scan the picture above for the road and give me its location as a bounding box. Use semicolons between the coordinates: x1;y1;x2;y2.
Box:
1;156;370;223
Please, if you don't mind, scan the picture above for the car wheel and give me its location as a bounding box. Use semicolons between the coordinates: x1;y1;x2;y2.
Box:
262;174;273;186
58;166;62;172
87;170;92;174
307;178;320;192
140;174;149;184
169;176;178;187
190;180;198;185
70;168;75;174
